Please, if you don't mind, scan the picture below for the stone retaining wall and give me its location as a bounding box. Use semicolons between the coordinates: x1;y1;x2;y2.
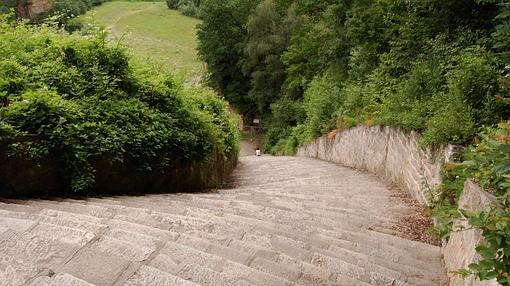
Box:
297;125;459;205
0;147;238;198
443;180;499;286
297;125;499;286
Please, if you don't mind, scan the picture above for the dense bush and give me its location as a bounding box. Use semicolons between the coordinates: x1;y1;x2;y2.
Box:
0;0;110;28
166;0;201;18
0;15;239;196
32;0;109;26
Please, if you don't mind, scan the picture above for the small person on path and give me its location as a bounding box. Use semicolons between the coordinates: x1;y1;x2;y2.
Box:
255;147;261;156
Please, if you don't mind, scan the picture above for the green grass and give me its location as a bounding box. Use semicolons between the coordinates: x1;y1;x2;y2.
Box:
81;1;204;80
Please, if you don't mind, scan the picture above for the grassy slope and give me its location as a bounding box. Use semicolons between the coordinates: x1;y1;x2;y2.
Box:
82;1;204;80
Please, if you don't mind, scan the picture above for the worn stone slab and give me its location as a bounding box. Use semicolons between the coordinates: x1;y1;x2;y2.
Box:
29;273;94;286
0;254;43;286
0;211;36;232
124;265;198;286
0;229;77;266
443;180;500;286
61;247;130;285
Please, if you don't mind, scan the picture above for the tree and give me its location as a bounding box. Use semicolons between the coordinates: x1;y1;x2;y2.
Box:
197;0;259;115
242;0;297;115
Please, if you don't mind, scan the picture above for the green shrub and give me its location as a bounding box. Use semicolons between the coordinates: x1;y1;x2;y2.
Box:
167;0;201;18
302;73;342;138
179;2;200;18
0;15;238;196
166;0;180;9
269;97;305;128
263;126;292;155
431;122;510;284
36;0;110;27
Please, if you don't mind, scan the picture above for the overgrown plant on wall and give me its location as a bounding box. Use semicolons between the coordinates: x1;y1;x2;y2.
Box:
0;14;239;196
429;121;510;284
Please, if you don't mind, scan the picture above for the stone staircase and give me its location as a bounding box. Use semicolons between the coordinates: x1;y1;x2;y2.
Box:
0;155;447;286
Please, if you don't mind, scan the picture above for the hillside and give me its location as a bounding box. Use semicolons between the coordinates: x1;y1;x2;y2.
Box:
82;1;204;81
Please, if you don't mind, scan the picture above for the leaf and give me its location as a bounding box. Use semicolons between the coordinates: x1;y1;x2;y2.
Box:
493;161;510;174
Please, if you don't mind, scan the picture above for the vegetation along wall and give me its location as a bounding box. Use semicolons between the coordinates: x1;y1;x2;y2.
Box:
298;122;510;285
0;15;239;198
0;0;111;25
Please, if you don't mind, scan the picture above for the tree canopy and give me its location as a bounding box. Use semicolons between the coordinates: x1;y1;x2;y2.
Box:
197;0;510;153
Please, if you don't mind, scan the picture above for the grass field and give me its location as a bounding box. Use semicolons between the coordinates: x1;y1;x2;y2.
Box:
82;1;204;80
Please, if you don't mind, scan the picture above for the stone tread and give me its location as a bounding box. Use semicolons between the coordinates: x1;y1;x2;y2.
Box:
0;156;446;285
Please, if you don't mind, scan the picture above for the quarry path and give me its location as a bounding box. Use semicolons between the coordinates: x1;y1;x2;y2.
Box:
0;152;447;285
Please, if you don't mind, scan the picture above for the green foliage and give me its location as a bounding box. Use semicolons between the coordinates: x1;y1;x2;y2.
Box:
166;0;202;18
39;0;110;27
0;16;238;195
430;122;510;283
197;0;259;116
0;0;16;14
268;96;305;128
429;162;469;239
242;0;296;115
478;0;510;62
302;73;342;138
166;0;180;9
197;0;509;154
464;207;510;284
263;126;292;155
464;122;510;284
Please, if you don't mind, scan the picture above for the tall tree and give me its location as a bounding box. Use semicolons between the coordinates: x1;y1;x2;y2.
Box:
242;0;297;116
197;0;259;115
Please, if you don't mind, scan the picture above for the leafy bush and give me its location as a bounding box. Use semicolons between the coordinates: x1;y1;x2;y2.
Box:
179;2;200;18
263;126;291;155
0;15;238;196
38;0;110;26
166;0;201;18
430;122;510;283
302;73;343;138
166;0;180;9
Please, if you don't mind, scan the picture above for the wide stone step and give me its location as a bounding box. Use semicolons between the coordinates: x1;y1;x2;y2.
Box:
162;214;437;285
157;239;293;285
29;273;94;286
21;197;441;283
124;265;199;286
171;198;397;239
333;245;443;281
311;252;413;286
0;155;446;285
168;196;401;228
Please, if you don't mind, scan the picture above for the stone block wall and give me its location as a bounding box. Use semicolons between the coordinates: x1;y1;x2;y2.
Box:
0;145;238;198
297;125;458;205
297;125;499;286
443;180;499;286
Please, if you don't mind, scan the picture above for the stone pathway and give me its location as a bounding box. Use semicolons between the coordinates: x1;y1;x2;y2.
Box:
0;155;447;285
